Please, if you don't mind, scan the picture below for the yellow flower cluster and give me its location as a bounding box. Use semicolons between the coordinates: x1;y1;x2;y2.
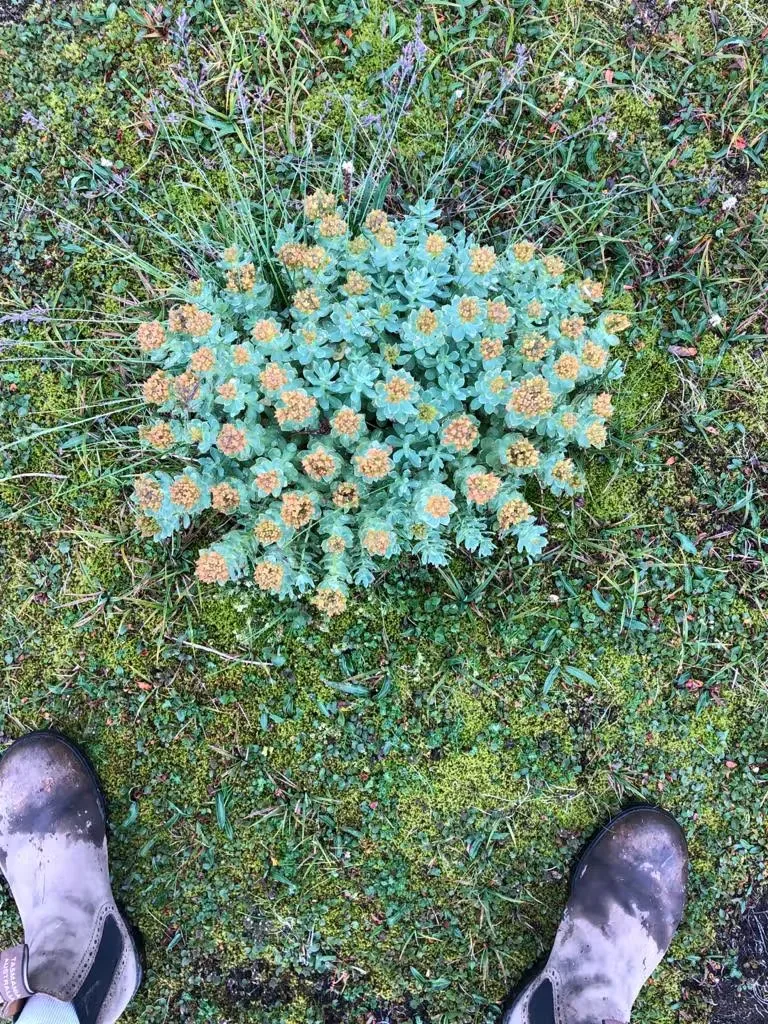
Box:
169;476;200;509
425;232;447;256
554;354;580;381
384;376;413;402
277;242;327;271
216;423;247;456
217;380;238;400
581;342;608;370
173;371;199;404
168;304;213;337
580;278;604;302
513;240;536;263
254;519;282;545
527;299;544;319
135;514;158;538
466;472;501;505
134;475;163;511
424;494;453;519
302;448;337;481
332;481;360;509
560;316;586;340
313;585;348;614
480;337;504;361
210;482;240;513
280;491;315;528
374;224;397;248
497;499;532;532
457;297;480;323
593;392;614;418
354;445;393;481
348;235;369;256
140;422;174;451
520;333;552;361
342;271;370;296
561;411;578;431
259;363;289;392
190;347;216;372
319;214;348;238
365;209;389;232
543;255;566;276
195;551;230;584
507;438;539;469
253;560;284;593
143;370;171;405
303;189;336;220
137;320;165;352
254;469;281;495
415;307;438;335
233;345;251;366
441;415;478;452
310;587;348;616
331;407;363;438
469;245;497;274
226;263;256;293
585;422;608;448
303;245;328;271
508;377;554;417
362;529;392;556
325;535;347;554
486;299;510;325
552;458;582;489
251;319;280;344
275;389;317;427
604;312;631;333
292;288;321;315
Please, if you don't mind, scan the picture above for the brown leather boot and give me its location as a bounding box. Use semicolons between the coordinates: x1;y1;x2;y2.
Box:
0;732;142;1022
503;806;688;1024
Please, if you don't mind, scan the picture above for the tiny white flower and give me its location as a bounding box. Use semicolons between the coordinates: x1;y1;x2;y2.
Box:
708;313;723;328
721;196;737;212
607;129;618;143
454;88;464;98
564;76;577;94
341;160;355;175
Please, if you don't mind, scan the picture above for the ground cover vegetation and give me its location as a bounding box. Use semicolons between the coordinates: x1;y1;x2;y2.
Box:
0;0;766;1022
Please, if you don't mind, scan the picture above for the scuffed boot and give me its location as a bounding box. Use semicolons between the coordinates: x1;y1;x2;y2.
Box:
504;806;688;1024
0;732;142;1022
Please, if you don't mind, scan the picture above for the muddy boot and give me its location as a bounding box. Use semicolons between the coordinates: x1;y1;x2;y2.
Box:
503;806;688;1024
0;732;142;1022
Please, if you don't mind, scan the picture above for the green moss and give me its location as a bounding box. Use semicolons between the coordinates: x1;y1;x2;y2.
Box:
611;92;662;139
585;460;644;524
716;343;768;443
615;345;680;430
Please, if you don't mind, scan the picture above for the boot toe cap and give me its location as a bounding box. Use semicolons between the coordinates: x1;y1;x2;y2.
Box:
0;732;106;848
570;805;688;953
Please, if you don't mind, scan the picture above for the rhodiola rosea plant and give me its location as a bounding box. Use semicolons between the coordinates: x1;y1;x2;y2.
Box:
132;190;627;615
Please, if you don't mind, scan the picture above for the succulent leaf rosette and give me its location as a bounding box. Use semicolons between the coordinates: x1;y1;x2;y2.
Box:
133;191;627;615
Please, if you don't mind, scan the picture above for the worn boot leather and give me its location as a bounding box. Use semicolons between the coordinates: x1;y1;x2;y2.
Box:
0;732;142;1022
503;806;688;1024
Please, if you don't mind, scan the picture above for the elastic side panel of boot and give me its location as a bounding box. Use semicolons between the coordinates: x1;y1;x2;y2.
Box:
529;978;556;1024
72;915;124;1024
